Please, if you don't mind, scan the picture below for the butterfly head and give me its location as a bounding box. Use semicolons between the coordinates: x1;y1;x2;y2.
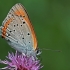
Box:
35;48;42;55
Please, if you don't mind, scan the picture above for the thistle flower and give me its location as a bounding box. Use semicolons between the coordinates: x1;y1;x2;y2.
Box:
0;51;42;70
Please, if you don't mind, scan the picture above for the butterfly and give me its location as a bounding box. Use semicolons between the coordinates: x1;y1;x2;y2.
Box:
0;3;41;58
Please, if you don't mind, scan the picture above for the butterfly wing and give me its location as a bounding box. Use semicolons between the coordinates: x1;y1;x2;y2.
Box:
0;3;37;55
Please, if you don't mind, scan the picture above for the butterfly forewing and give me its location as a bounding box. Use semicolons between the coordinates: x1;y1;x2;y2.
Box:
0;3;37;54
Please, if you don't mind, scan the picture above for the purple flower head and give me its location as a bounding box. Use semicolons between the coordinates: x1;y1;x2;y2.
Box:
0;51;42;70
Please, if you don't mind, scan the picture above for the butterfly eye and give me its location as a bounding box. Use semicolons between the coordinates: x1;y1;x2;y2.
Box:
36;49;41;55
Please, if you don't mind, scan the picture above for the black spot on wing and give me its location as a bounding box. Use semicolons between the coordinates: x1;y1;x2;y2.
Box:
17;24;18;26
22;37;24;39
29;42;30;43
21;25;22;26
27;33;30;35
23;21;25;24
13;30;15;31
23;16;25;17
20;14;25;17
7;34;10;37
10;31;12;32
14;25;16;27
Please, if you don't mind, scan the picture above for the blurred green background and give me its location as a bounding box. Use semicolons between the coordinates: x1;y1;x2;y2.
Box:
0;0;70;70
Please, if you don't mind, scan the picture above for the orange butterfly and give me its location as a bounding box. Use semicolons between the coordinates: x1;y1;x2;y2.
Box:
0;3;41;58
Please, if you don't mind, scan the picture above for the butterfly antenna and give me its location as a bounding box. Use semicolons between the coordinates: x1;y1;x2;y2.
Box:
39;48;61;52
